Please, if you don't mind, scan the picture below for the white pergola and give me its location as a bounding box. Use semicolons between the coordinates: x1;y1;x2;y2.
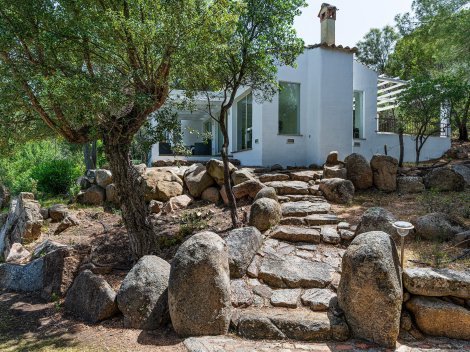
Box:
377;76;408;113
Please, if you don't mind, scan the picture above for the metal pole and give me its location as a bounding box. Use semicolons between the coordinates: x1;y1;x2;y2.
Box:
400;236;405;269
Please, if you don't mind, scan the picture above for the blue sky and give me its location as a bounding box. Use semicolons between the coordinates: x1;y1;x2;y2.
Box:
294;0;413;47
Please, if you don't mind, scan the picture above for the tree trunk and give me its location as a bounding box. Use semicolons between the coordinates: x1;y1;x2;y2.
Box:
398;128;404;167
415;138;421;166
103;136;157;259
458;122;468;141
219;111;239;228
83;141;97;170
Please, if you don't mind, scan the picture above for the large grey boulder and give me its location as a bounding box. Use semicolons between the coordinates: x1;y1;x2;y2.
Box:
323;165;347;179
105;184;119;205
231;169;254;186
414;212;465;241
370;155;398;192
406;296;470;340
95;169;113;188
0;257;44;292
117;255;171;329
76;185;105;205
337;231;402;348
201;187;220;203
184;163;215;198
451;164;470;186
254;187;278;202
232;180;265;199
168;232;231;337
403;268;470;299
226;227;263;278
249;198;282;232
0;193;43;260
144;169;183;202
397;176;425;194
344;153;373;190
48;204;69;222
423;167;465;191
41;246;84;300
206;159;236;185
319;178;354;204
355;207;397;240
65;270;119;323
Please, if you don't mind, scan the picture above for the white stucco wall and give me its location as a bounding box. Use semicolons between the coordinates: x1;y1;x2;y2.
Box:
312;49;354;166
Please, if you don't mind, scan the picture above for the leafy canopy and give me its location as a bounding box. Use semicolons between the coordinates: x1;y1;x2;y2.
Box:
0;0;234;147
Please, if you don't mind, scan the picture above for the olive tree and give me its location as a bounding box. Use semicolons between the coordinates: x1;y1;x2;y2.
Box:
0;0;231;258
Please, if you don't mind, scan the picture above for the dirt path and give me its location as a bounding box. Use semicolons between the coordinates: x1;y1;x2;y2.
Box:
0;291;185;352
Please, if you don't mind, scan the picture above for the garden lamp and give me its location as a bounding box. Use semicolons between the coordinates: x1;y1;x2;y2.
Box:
392;221;414;269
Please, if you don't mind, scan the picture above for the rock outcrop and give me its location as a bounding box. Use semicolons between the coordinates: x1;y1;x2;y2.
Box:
144;169;183;201
249;198;282;231
355;207;397;239
319;178;354;204
168;232;231;336
338;231;402;348
406;296;470;340
370;155;398;192
206;159;236;185
226;227;263;278
423;167;465;192
397;176;425;194
64;270;119;323
117;255;171;329
414;212;465;241
0;193;43;259
403;268;470;299
344;153;373;190
184;163;215;198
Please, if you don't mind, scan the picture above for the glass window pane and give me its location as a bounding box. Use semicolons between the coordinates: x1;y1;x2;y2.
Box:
353;91;363;138
279;82;300;134
236;93;253;150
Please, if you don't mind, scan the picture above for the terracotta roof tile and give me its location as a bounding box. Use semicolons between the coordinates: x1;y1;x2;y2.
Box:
306;42;358;54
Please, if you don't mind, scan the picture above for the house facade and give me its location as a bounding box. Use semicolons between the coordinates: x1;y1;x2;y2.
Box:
150;4;450;167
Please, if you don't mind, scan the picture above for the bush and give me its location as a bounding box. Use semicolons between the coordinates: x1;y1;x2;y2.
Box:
31;159;83;195
0;139;84;197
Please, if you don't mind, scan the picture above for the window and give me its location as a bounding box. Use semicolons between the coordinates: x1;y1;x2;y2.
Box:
353;91;364;138
279;82;300;135
236;93;252;151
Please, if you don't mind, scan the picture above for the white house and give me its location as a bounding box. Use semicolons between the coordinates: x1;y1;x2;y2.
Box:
151;4;450;167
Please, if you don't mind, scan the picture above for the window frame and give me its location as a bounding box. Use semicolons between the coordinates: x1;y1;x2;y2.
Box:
353;90;365;139
278;81;301;136
235;91;253;152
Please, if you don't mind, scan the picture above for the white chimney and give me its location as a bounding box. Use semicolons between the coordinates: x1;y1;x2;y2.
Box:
318;3;337;45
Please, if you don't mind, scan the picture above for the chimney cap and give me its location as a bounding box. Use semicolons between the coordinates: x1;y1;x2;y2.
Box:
318;3;338;21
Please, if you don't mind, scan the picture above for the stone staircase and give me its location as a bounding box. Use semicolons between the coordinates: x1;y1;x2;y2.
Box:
229;170;353;342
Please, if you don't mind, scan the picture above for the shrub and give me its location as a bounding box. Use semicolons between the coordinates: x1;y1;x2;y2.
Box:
31;159;83;195
0;139;84;197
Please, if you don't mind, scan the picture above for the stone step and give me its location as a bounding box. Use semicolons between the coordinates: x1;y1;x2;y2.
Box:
270;226;320;244
258;255;334;289
233;307;349;341
264;181;310;195
305;214;340;226
281;201;331;217
278;194;326;203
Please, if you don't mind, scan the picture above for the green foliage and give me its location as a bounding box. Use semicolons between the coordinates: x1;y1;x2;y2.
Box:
0;139;84;197
355;26;399;74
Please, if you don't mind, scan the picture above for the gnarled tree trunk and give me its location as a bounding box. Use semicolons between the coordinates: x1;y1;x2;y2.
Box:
103;135;157;259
